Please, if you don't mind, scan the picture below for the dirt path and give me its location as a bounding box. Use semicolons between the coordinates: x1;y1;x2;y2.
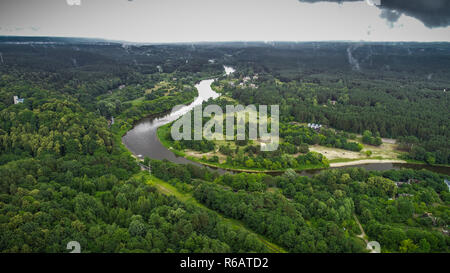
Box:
331;159;406;167
353;214;368;244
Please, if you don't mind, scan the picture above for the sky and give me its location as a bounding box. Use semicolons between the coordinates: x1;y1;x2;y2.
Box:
0;0;449;43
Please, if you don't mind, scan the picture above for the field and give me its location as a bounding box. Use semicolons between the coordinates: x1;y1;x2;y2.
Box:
310;141;405;166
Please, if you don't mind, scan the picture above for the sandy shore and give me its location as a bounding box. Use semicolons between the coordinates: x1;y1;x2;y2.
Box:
330;159;406;167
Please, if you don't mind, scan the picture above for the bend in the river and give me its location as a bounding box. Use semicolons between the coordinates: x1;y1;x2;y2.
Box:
122;66;450;176
122;66;234;174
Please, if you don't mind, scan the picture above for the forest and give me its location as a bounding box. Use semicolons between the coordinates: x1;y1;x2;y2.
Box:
0;41;269;253
150;159;449;253
212;65;449;165
0;38;449;253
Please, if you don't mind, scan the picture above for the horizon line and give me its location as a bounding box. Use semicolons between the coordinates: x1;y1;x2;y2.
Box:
1;35;450;45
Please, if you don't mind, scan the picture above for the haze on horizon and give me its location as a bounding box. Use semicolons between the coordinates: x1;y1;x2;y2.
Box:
1;0;450;43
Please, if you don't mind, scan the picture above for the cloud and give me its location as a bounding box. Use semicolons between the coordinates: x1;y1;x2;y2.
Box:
298;0;450;28
66;0;81;6
379;9;401;27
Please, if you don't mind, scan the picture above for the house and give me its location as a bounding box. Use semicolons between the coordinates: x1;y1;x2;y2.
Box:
407;178;420;184
108;116;115;128
445;179;450;190
395;179;421;188
398;193;414;197
13;96;24;104
330;100;337;105
307;123;322;131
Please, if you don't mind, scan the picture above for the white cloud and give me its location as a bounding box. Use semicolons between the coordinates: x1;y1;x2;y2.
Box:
365;0;380;7
66;0;81;6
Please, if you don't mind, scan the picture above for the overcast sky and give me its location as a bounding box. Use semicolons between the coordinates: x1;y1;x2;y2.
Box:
0;0;449;43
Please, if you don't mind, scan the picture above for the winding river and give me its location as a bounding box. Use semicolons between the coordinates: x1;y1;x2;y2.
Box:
122;66;450;176
122;67;233;174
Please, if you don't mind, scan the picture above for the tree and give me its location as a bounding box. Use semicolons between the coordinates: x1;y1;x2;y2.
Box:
245;159;255;168
299;143;309;153
129;218;147;237
367;177;397;198
399;239;418;253
362;130;372;144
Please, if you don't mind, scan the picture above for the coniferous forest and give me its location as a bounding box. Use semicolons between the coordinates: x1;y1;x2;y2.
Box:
0;38;449;253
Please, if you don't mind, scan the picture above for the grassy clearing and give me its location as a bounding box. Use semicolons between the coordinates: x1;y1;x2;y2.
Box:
310;142;402;161
129;96;145;106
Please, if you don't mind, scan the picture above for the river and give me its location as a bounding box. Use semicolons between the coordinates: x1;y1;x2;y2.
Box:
122;66;449;176
122;66;234;174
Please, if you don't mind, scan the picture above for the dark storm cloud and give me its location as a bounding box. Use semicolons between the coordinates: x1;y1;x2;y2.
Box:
299;0;450;28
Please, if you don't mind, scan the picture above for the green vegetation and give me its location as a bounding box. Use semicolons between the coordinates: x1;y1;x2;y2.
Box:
362;130;383;146
0;39;449;253
150;159;450;253
216;43;449;165
140;172;286;253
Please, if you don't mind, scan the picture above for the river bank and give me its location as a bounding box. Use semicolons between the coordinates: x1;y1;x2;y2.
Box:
330;159;406;167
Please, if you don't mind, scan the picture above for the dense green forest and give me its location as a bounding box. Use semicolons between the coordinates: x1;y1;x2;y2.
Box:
0;39;449;253
0;42;269;253
150;159;449;253
211;42;450;164
212;70;449;164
